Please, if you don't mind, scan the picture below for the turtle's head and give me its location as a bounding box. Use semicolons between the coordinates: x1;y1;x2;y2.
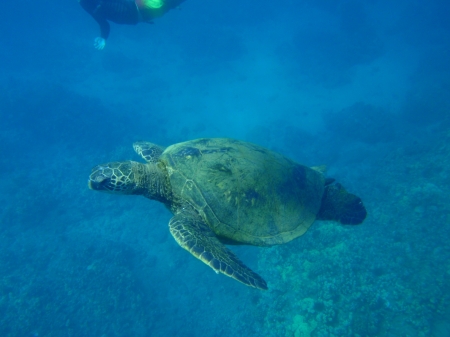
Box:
88;161;142;195
317;183;367;225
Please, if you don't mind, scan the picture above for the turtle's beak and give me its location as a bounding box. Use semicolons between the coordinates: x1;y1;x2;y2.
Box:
88;175;109;190
88;165;112;191
88;161;137;194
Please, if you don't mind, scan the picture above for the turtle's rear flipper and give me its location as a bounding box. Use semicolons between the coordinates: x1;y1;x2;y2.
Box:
169;211;268;290
317;183;367;225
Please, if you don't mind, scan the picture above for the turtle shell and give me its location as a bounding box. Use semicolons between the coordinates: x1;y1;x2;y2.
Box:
159;138;325;246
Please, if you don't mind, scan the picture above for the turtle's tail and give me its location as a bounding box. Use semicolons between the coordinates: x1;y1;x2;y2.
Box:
316;183;367;225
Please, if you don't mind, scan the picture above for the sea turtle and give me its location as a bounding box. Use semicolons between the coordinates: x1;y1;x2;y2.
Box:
88;138;366;290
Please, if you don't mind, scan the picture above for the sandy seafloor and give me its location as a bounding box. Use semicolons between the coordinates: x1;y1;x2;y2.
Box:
1;0;450;336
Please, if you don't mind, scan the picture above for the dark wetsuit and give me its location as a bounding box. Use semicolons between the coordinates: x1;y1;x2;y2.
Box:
80;0;140;40
80;0;185;40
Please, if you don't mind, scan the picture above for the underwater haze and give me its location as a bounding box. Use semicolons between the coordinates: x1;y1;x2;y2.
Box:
1;0;450;336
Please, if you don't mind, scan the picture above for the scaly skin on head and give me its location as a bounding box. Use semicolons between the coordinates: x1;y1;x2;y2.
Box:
88;161;172;204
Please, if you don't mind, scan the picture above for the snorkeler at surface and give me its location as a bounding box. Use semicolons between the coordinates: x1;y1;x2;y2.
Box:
78;0;185;50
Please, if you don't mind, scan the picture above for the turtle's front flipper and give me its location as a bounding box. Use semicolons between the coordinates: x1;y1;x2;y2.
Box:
169;211;268;290
133;141;166;163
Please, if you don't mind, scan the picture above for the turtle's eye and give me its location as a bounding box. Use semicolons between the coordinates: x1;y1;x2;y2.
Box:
88;173;112;191
88;162;136;194
88;164;115;191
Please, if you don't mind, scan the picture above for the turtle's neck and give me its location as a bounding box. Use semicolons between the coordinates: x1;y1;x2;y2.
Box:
133;162;172;205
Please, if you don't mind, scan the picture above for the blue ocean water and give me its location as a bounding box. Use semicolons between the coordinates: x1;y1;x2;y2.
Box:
1;0;449;336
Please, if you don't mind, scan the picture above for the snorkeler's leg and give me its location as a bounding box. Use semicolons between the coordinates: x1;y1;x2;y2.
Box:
164;0;185;10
